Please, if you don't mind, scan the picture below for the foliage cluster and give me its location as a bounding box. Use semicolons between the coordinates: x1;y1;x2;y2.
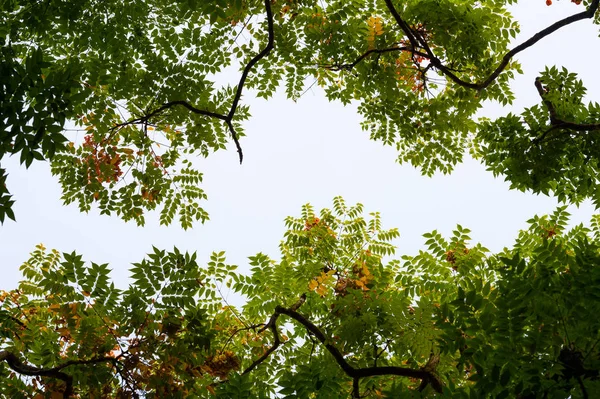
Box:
1;0;599;226
2;199;600;398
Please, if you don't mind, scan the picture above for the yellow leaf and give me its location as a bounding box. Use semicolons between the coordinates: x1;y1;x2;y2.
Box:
56;327;71;337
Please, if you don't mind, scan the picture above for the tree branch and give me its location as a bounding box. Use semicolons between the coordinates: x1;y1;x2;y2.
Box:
383;0;600;91
116;0;275;164
533;78;600;143
227;0;274;122
241;294;442;394
241;294;306;376
0;350;119;398
322;46;413;71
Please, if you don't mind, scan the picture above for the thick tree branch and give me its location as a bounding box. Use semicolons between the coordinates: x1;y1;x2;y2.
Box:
577;375;589;399
117;0;275;164
383;0;600;91
383;0;420;53
1;351;72;397
0;350;119;398
241;294;442;394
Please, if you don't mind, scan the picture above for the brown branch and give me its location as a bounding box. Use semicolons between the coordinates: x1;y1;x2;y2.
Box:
227;0;274;121
220;323;264;354
241;294;306;375
383;0;420;53
533;78;600;143
383;0;600;91
534;78;559;125
240;294;442;394
0;350;119;398
241;311;282;375
115;0;275;164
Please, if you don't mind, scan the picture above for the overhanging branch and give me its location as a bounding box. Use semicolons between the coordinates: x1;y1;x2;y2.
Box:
381;0;600;91
322;46;415;71
241;294;442;395
116;0;275;164
533;78;600;143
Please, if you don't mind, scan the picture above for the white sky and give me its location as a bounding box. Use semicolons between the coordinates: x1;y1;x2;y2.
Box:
1;1;599;292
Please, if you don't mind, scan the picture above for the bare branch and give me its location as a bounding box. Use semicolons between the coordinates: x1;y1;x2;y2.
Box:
241;313;282;375
241;294;306;375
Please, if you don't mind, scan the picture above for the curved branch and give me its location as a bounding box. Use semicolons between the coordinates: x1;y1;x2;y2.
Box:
241;312;282;375
480;0;600;90
277;306;441;390
533;78;600;143
227;0;274;121
383;0;420;52
0;351;118;398
241;295;305;375
384;0;600;90
240;294;442;394
117;0;275;164
0;351;73;397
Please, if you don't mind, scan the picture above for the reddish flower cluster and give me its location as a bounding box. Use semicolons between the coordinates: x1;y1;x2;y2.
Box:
82;134;123;184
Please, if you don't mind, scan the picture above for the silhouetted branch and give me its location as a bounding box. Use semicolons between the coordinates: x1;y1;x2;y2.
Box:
0;351;119;398
383;0;600;91
117;0;275;164
533;78;600;143
241;294;442;395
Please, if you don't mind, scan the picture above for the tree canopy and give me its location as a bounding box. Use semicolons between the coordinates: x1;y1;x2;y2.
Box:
2;200;600;398
2;0;600;398
2;0;600;225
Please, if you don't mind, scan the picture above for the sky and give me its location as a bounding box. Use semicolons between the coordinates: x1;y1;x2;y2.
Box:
1;1;599;293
